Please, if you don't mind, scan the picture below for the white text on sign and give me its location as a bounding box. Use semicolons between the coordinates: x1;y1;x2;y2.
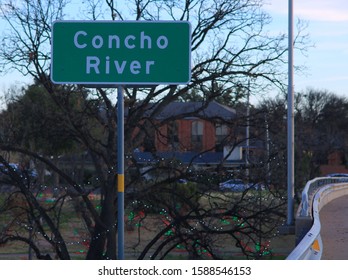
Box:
73;30;169;75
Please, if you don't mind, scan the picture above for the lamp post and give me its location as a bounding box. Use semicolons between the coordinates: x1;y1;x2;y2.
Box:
287;0;295;226
246;82;250;181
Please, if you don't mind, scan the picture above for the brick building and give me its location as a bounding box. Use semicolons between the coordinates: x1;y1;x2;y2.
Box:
132;101;251;168
320;150;348;175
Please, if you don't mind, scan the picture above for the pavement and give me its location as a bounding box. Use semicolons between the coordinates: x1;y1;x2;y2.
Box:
320;195;348;260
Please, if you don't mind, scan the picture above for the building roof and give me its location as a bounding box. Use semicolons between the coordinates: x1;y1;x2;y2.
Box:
127;101;236;121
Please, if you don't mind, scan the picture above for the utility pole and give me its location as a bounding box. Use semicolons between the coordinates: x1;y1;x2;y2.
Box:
287;0;295;227
246;82;250;181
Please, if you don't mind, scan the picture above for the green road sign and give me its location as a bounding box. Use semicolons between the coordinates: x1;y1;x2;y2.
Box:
51;21;191;85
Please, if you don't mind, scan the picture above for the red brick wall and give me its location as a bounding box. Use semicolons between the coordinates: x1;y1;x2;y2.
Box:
133;119;230;153
320;151;348;176
177;120;192;151
204;122;216;150
155;124;168;151
328;151;344;165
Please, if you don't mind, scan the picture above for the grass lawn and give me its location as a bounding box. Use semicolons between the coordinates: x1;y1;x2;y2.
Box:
0;190;296;260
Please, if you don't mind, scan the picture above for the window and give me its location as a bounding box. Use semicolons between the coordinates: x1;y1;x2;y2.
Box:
143;125;156;152
191;121;203;151
167;121;179;150
215;124;229;151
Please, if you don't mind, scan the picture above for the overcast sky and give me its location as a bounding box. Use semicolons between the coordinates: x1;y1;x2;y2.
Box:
263;0;348;99
1;0;348;104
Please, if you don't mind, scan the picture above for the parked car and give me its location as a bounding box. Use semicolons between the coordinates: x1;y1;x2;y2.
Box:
219;179;247;192
177;178;188;184
0;163;38;183
0;163;19;178
326;173;348;178
219;179;266;192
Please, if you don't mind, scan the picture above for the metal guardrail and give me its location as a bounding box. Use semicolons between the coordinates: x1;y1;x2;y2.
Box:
299;177;348;217
287;177;348;260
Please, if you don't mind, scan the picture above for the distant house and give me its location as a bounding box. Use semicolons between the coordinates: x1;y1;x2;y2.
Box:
47;101;263;185
320;150;348;176
130;101;259;169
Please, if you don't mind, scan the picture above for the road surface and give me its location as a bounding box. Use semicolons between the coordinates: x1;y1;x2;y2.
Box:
320;195;348;260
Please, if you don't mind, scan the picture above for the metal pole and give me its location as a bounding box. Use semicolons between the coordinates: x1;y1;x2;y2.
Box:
265;114;270;184
287;0;295;226
117;85;125;259
246;84;250;181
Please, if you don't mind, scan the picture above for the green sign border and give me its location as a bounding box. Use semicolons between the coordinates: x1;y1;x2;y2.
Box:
51;20;191;86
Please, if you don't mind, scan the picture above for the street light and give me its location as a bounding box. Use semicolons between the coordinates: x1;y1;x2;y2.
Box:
287;0;295;227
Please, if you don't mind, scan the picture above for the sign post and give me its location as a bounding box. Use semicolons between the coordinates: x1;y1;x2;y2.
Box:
51;20;191;259
117;85;124;260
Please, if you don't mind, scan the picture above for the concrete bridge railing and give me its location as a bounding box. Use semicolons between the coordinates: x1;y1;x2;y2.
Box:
286;177;348;260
